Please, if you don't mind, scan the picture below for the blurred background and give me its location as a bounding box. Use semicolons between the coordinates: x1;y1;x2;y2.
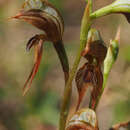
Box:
0;0;130;130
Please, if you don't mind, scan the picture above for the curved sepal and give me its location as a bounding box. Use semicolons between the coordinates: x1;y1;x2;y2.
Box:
91;0;130;23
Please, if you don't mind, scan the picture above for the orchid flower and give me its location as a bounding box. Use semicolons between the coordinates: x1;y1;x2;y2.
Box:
75;29;107;110
12;0;69;95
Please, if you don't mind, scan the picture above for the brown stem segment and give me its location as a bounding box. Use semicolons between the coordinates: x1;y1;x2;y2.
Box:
53;40;70;130
53;40;69;83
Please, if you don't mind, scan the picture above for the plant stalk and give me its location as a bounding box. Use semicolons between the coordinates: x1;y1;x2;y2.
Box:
59;1;92;130
53;40;69;83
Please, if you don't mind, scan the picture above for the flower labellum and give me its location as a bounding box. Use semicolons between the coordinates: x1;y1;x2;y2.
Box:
12;0;69;95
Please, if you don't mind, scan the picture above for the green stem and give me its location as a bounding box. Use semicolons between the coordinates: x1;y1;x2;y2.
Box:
89;0;92;13
59;2;92;130
102;73;109;91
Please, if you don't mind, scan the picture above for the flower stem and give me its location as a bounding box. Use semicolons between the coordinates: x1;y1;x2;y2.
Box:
53;40;69;83
59;1;92;130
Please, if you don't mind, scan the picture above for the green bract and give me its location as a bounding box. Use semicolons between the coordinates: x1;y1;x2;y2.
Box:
90;0;130;23
104;39;119;76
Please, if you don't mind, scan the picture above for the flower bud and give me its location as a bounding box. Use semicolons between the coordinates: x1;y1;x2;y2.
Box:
66;108;99;130
104;36;119;76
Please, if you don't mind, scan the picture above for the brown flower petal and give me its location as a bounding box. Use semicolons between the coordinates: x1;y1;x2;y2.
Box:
75;63;100;110
23;39;43;96
26;34;47;51
89;66;103;109
26;35;39;51
13;9;61;42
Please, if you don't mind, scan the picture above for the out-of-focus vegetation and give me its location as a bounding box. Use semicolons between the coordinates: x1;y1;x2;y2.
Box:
0;0;129;130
